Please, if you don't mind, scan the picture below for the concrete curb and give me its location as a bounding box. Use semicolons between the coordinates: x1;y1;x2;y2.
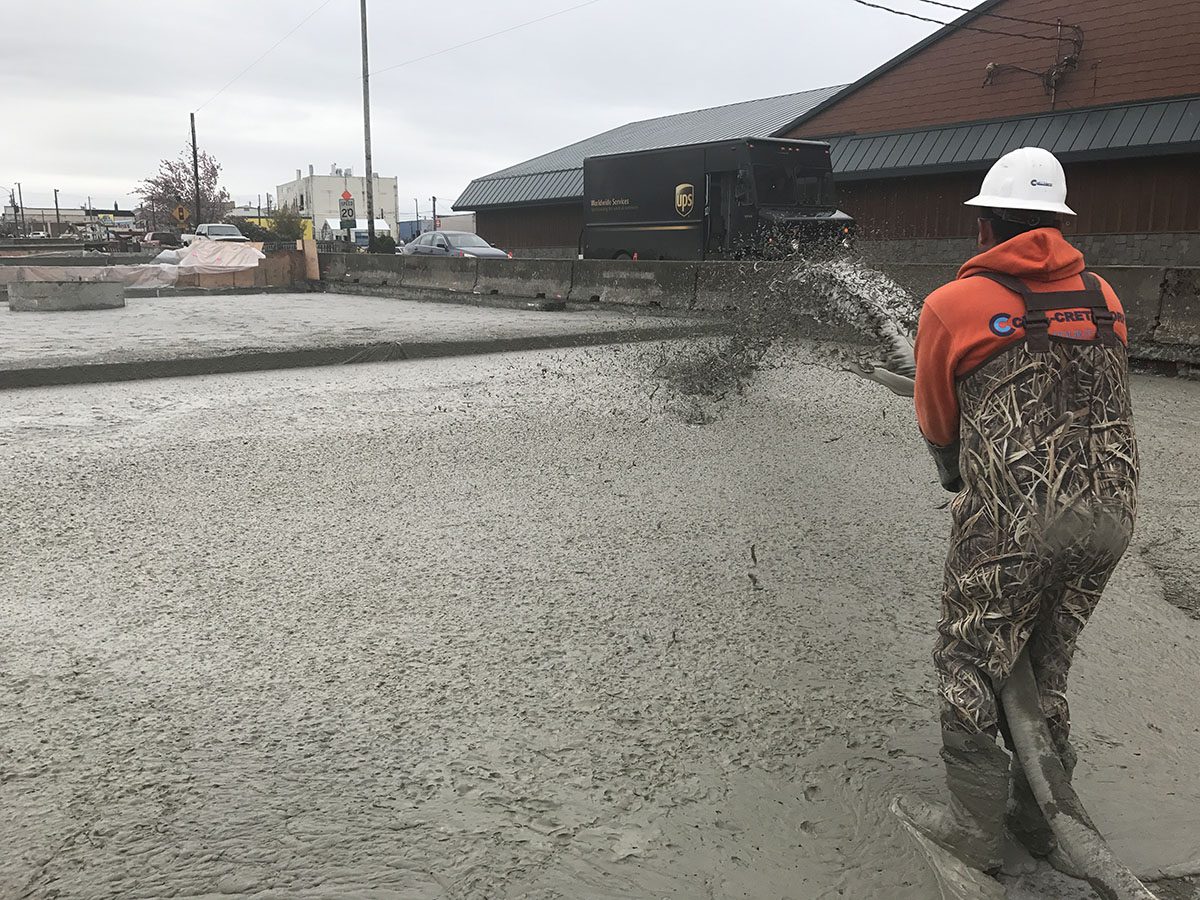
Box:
0;323;730;391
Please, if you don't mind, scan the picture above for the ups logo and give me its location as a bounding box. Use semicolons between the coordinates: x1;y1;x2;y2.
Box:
675;183;695;217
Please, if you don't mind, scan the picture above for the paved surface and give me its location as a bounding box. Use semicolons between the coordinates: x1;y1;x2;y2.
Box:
0;292;691;373
1;341;1198;900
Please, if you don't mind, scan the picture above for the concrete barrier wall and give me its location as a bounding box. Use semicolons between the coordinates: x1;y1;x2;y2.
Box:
322;252;405;287
475;258;572;300
1091;267;1166;346
402;255;477;292
568;260;697;309
313;252;1200;361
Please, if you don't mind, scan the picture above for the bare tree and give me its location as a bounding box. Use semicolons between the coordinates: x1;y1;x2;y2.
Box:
135;142;231;228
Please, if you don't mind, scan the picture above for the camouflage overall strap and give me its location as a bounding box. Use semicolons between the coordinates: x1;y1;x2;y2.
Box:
1080;271;1120;347
970;270;1114;352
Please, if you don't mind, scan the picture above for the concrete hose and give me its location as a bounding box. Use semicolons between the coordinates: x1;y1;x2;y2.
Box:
1000;651;1160;900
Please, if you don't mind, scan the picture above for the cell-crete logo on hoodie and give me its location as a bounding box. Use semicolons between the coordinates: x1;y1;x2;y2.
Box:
988;307;1127;337
989;313;1020;336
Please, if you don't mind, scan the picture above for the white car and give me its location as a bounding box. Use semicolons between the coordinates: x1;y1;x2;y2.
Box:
183;223;249;244
28;231;48;239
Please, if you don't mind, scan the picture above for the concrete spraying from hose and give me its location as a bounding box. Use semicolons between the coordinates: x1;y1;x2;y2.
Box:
649;253;923;417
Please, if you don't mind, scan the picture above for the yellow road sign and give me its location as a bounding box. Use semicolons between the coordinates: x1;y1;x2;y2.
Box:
172;205;190;223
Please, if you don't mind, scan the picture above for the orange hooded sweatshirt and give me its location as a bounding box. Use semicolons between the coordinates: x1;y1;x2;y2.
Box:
914;228;1128;448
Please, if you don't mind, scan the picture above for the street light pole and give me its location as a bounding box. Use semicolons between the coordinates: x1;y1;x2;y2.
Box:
360;0;376;251
190;113;202;227
53;188;60;225
15;181;26;236
431;195;437;228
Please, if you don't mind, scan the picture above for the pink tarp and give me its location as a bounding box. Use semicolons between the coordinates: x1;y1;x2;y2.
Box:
0;239;265;292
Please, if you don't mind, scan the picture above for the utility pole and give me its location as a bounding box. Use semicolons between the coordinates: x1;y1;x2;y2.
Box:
190;113;202;227
431;195;437;228
15;181;26;236
53;189;60;225
413;197;419;229
359;0;376;251
258;193;262;221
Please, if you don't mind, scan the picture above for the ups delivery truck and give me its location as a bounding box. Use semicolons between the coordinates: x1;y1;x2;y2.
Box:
582;138;852;260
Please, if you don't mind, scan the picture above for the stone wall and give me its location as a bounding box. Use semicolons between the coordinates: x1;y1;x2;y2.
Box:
858;233;1200;268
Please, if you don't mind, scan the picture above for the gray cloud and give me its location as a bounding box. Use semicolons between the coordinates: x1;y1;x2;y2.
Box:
1;0;941;213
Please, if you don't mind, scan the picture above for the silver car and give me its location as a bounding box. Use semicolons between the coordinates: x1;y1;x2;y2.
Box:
402;231;509;258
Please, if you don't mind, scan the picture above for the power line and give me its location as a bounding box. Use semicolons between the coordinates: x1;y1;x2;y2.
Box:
913;0;1072;30
370;0;605;76
195;0;336;112
848;0;1067;42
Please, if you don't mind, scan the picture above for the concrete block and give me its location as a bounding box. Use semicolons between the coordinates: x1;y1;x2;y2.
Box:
568;260;698;309
1090;267;1165;346
402;255;477;292
1157;268;1200;346
9;280;125;311
475;258;573;300
319;252;349;282
338;253;405;287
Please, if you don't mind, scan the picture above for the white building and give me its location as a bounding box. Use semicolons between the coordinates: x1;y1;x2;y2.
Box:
277;164;400;240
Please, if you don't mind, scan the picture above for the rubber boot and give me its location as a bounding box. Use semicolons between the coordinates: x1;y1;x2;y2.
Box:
895;731;1010;875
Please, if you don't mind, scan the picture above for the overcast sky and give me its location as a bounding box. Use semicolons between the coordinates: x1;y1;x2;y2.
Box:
1;0;947;217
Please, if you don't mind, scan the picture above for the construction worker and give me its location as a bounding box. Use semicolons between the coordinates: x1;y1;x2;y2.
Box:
897;147;1140;876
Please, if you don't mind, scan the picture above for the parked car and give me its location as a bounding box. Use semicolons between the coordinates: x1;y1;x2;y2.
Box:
182;223;249;244
401;231;509;258
141;231;183;249
28;231;48;239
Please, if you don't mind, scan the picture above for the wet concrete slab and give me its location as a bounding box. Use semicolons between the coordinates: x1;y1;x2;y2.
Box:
1;342;1197;899
0;291;711;388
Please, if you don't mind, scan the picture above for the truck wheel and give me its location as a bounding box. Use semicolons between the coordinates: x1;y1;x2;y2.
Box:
613;251;632;260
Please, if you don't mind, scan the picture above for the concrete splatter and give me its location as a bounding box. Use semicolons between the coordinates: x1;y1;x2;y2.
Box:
651;252;919;421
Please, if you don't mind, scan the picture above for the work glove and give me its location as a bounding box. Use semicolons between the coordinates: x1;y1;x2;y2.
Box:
845;323;917;397
845;360;915;397
926;440;963;493
878;323;916;377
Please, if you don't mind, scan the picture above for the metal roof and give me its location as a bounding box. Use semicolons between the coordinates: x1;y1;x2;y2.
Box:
453;84;846;210
830;96;1200;180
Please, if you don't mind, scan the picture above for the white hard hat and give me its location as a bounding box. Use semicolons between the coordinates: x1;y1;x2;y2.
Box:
964;147;1076;216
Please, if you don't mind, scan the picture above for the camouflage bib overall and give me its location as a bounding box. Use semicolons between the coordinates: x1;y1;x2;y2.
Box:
933;271;1139;746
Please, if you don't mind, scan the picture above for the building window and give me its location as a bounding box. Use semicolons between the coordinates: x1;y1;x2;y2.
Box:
299;193;306;210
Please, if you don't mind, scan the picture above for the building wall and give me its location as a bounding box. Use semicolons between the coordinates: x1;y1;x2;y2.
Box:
277;174;401;239
790;0;1200;139
841;154;1200;240
476;204;583;253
